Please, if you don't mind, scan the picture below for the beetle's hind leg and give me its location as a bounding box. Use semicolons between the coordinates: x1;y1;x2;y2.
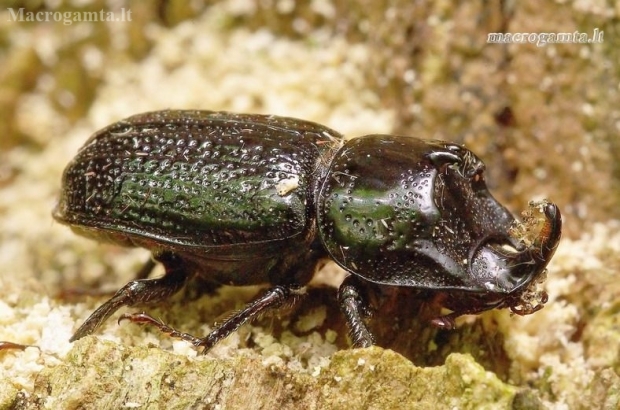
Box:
70;251;190;342
120;285;306;353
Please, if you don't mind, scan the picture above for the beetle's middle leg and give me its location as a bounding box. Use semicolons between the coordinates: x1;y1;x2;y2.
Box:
199;285;305;351
119;285;306;352
119;250;324;352
338;275;375;348
70;251;190;342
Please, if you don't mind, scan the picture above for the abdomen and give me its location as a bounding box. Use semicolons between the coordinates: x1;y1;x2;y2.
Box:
54;110;343;258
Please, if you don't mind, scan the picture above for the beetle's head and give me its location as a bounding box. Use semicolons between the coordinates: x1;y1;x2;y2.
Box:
466;201;561;313
430;145;562;311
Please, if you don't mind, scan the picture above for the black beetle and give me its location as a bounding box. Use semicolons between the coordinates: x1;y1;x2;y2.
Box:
53;110;562;351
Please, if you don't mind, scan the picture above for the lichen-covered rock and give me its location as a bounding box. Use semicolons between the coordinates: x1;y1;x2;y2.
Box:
583;302;620;373
14;338;516;409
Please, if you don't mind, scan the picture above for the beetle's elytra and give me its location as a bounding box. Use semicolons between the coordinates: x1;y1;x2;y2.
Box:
54;110;562;351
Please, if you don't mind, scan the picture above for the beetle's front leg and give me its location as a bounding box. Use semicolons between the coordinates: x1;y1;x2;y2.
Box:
429;302;501;330
430;312;459;330
338;275;375;348
70;251;190;342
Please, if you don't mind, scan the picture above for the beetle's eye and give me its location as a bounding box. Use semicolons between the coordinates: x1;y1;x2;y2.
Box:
471;169;486;191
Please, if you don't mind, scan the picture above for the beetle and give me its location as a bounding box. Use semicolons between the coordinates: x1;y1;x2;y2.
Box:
53;110;562;351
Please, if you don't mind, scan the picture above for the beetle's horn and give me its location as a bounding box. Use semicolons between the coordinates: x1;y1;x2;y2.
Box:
539;203;562;259
469;201;562;293
512;202;562;269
